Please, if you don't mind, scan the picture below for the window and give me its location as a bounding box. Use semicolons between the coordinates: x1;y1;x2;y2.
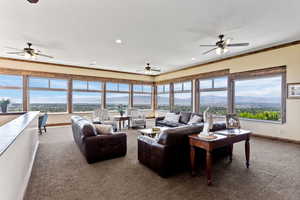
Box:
0;74;23;112
133;84;152;109
234;76;282;121
72;80;102;112
199;76;228;115
157;84;170;110
29;77;68;112
106;82;129;110
174;81;192;112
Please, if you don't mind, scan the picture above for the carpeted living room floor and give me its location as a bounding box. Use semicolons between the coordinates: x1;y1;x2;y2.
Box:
25;123;300;200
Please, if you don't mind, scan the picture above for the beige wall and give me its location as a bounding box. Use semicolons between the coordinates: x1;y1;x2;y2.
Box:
155;44;300;141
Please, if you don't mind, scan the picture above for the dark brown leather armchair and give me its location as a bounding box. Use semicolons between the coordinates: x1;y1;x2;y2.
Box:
138;122;228;177
71;116;127;164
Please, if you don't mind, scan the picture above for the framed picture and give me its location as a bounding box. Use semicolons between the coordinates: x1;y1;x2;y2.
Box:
226;113;241;129
287;83;300;99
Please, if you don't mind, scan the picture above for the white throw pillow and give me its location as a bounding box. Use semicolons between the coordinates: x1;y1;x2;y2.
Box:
164;113;180;123
95;124;113;135
188;115;202;124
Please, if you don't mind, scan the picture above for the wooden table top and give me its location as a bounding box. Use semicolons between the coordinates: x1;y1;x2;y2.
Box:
189;129;251;142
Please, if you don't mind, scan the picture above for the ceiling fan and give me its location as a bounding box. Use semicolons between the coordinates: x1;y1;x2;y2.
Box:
137;63;161;74
6;42;54;59
200;34;250;55
27;0;39;3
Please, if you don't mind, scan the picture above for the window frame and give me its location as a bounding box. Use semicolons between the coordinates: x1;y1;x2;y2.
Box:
72;79;103;113
198;76;228;116
132;84;152;109
156;84;171;111
28;76;69;113
173;81;193;112
0;74;23;112
232;73;286;123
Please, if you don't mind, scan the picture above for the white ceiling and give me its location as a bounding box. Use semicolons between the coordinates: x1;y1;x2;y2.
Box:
1;0;300;74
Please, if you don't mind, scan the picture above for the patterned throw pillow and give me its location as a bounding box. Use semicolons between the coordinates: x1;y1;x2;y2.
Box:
188;115;203;125
94;124;113;135
164;113;180;123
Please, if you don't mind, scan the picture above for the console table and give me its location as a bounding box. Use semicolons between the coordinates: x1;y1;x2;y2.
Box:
113;116;131;131
189;129;251;185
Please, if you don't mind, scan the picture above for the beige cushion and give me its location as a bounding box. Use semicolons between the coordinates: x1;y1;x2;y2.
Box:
94;124;113;135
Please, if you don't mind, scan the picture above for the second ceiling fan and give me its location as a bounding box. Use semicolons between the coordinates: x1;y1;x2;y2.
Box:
200;34;250;55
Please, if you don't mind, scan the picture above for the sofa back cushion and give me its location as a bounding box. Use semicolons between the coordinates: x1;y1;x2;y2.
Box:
157;124;204;145
164;113;180;123
179;112;191;124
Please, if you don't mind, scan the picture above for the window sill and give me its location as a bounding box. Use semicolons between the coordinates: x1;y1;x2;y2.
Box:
240;118;283;125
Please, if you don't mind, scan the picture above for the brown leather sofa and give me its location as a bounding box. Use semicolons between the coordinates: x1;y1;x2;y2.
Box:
71;116;127;164
138;122;228;177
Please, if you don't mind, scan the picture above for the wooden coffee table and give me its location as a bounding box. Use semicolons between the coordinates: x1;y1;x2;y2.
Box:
113;116;131;131
189;129;251;185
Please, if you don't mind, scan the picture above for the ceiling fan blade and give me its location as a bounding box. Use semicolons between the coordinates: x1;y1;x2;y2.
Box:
202;47;218;55
227;43;249;47
200;45;217;47
6;51;24;54
5;46;23;51
35;53;54;58
150;68;161;72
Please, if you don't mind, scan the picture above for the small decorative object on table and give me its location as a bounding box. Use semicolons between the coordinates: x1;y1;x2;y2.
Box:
287;83;300;99
199;108;216;139
0;98;10;113
226;113;241;129
117;104;125;116
152;127;161;132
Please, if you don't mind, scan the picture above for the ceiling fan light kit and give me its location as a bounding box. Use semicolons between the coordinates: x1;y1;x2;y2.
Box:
27;0;39;3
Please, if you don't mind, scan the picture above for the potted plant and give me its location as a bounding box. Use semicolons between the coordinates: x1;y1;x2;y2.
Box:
117;104;125;116
0;98;10;113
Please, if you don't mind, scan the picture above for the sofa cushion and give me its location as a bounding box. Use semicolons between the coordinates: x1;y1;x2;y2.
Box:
82;123;97;137
164;113;180;123
188;115;203;124
191;113;204;122
179;112;191;124
95;124;113;135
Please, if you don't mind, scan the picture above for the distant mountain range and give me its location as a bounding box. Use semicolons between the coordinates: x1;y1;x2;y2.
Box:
107;95;280;106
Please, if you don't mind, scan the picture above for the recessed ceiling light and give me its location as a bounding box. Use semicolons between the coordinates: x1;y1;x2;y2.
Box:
115;39;122;44
191;57;196;61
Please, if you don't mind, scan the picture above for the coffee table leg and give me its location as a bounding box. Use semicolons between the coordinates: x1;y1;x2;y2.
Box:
245;139;250;168
190;146;196;176
119;121;121;131
206;150;212;185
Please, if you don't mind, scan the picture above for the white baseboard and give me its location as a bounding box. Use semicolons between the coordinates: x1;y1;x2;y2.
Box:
18;141;39;200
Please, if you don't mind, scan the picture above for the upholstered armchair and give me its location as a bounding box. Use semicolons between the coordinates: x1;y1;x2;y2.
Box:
92;109;117;131
126;108;146;128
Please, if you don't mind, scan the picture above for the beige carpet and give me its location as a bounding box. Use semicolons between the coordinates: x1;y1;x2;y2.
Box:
25;125;300;200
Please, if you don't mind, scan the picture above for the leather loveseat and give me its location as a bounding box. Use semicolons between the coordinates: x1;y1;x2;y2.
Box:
138;114;227;177
71;116;127;164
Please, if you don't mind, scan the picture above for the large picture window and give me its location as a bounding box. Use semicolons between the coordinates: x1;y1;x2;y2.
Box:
199;76;228;115
157;84;170;110
133;84;152;109
29;77;68;112
173;81;192;112
72;80;102;112
234;75;282;121
106;82;129;110
0;74;23;112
